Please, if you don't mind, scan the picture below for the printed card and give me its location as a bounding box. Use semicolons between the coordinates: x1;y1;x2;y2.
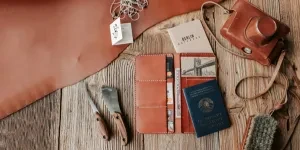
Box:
168;20;213;53
181;57;216;77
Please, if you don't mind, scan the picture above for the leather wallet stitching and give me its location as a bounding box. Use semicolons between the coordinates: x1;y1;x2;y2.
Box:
135;57;137;134
136;80;166;82
136;54;167;58
136;106;167;108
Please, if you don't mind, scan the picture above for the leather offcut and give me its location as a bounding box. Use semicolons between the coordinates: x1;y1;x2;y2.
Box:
0;0;223;119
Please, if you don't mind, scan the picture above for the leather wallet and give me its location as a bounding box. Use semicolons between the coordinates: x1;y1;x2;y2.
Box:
135;53;216;133
0;0;223;120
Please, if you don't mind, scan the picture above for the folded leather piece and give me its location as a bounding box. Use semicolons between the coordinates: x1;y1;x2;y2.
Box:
0;0;223;119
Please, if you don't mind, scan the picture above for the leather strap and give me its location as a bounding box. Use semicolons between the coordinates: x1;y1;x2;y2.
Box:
280;116;300;150
240;116;253;150
200;1;289;113
279;89;300;150
235;51;289;113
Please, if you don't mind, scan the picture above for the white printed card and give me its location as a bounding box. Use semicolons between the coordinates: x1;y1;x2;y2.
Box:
168;20;213;53
110;18;133;45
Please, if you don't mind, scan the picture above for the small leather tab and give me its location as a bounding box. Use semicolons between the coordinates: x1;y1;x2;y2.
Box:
113;112;128;145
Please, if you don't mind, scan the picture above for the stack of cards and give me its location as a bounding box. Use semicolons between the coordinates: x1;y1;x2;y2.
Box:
166;56;175;133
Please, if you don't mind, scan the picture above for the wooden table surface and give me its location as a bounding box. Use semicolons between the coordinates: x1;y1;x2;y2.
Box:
1;0;300;150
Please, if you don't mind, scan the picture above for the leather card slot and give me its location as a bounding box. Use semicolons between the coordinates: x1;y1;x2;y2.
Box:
136;81;167;107
136;55;167;81
136;107;167;133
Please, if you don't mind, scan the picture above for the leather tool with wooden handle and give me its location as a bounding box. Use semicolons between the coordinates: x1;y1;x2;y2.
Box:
86;84;110;141
102;86;128;146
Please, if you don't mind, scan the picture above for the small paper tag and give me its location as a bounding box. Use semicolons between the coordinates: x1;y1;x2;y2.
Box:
110;18;133;45
168;20;213;53
110;18;123;45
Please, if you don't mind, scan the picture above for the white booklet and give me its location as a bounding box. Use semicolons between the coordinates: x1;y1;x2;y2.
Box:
168;20;213;53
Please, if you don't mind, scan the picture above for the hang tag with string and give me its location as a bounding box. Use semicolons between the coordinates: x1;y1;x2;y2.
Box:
110;18;133;45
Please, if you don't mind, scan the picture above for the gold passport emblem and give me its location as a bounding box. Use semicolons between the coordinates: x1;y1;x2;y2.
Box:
199;98;214;113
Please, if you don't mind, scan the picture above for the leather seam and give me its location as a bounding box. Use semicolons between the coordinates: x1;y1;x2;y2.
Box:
136;80;166;82
136;106;167;108
135;56;137;134
136;54;167;58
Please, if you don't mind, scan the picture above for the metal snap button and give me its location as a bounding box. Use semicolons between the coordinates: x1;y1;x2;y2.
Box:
243;47;252;54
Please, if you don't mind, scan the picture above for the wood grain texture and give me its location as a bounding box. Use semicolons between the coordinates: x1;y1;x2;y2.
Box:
59;55;143;150
215;1;284;150
278;0;300;150
1;0;300;150
0;91;61;150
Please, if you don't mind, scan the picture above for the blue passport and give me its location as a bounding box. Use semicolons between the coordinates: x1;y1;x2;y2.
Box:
183;80;230;137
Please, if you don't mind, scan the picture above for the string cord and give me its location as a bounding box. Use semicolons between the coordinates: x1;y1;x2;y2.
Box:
110;0;148;21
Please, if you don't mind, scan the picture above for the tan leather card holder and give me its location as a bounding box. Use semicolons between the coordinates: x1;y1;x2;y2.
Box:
135;53;216;134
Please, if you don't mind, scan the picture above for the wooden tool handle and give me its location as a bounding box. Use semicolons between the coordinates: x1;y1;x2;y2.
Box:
112;112;128;145
95;112;110;141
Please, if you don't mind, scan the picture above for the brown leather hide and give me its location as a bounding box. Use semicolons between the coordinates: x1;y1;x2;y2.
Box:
0;0;222;119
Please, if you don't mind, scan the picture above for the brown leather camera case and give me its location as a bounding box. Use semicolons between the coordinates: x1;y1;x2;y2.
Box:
220;0;290;65
135;54;216;133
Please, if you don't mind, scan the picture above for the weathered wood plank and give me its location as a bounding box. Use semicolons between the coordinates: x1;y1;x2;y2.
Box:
58;8;221;150
59;54;143;150
278;0;300;150
0;91;61;150
214;1;249;150
59;0;300;149
213;0;288;150
2;0;300;150
141;10;220;150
